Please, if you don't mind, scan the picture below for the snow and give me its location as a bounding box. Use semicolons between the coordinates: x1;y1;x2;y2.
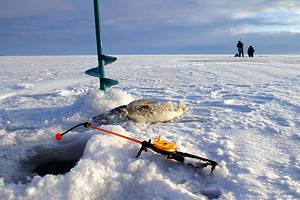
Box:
0;55;299;199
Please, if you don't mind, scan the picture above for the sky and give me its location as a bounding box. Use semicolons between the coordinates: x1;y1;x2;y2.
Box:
1;0;300;55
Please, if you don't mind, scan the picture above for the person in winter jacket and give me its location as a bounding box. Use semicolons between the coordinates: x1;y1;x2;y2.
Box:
236;40;244;57
247;46;255;57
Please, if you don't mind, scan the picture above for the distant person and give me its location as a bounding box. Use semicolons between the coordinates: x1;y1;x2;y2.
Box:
236;40;244;57
247;46;255;57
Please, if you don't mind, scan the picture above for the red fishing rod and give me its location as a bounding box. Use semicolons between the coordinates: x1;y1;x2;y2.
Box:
56;122;142;144
55;122;218;174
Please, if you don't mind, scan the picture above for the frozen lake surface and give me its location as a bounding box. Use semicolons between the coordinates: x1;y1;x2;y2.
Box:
0;55;299;199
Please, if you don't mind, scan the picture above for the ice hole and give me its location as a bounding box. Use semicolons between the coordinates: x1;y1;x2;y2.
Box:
200;188;222;199
20;137;88;183
33;158;80;176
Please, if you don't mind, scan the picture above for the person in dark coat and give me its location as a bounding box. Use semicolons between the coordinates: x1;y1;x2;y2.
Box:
236;40;244;57
247;46;255;57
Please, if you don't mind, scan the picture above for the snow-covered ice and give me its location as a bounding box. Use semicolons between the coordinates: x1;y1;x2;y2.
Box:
0;55;299;199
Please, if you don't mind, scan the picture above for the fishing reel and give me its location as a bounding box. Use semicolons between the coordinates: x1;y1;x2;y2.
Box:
136;136;218;174
136;135;177;157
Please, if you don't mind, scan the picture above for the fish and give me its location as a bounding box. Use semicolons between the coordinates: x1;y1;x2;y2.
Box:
92;99;189;125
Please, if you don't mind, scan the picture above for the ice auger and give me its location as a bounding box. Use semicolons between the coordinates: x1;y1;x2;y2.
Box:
55;122;218;174
85;0;118;91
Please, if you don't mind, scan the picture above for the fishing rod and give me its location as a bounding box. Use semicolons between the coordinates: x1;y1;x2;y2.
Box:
55;122;218;174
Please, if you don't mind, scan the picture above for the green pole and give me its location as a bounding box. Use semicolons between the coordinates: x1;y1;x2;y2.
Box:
93;0;105;90
85;0;118;91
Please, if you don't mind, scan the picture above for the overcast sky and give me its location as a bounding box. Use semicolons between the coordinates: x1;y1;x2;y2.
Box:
1;0;300;55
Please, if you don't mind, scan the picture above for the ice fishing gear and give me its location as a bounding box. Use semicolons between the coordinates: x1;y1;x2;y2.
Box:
55;122;218;174
85;0;119;91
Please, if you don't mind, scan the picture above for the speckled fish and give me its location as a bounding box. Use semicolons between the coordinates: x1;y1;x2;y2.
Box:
92;99;189;125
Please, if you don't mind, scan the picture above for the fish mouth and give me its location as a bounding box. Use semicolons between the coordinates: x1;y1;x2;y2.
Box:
92;105;128;125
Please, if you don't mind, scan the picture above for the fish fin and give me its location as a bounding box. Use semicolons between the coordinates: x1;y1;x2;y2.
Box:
178;100;189;112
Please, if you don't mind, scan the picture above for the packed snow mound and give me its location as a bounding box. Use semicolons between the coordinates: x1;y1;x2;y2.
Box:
63;89;135;122
72;88;135;114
